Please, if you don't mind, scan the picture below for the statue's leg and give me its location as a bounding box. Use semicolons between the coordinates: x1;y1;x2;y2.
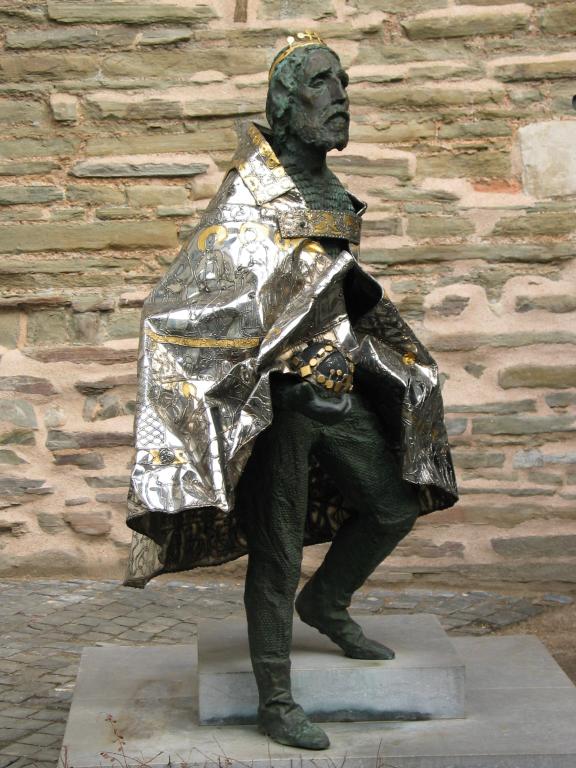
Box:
237;395;329;750
295;392;420;660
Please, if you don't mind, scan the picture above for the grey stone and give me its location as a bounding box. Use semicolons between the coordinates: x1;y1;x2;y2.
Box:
140;27;193;45
37;512;66;535
259;0;335;20
0;160;61;176
59;633;576;767
47;1;217;24
516;294;576;313
446;418;467;436
70;157;209;178
492;535;576;558
64;510;111;536
464;363;486;379
66;185;125;205
499;365;576;389
0;427;35;446
0;519;28;537
546;392;576;409
46;429;132;450
199;615;465;724
84;476;130;488
52;451;104;470
0;448;27;465
0;376;58;396
452;451;505;469
446;399;536;415
429;295;470;317
0;186;64;206
0;399;37;429
519;121;576;197
362;243;576;265
6;27;131;50
513;449;545;468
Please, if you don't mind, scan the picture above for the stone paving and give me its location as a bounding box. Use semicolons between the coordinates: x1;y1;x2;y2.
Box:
0;578;573;768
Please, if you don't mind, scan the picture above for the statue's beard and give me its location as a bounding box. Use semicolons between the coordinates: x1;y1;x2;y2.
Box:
289;113;349;153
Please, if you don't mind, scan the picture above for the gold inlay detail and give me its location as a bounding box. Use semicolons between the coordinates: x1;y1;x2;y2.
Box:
146;329;261;349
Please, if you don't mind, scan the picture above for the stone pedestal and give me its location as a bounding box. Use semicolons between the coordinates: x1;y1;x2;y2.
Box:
58;616;576;767
198;614;465;724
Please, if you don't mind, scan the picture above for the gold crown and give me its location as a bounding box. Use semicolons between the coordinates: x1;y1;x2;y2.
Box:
268;31;327;82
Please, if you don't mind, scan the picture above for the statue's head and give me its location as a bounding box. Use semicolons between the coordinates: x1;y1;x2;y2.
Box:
266;33;350;153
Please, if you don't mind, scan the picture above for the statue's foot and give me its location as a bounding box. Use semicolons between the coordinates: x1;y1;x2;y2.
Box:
295;589;395;661
258;703;330;750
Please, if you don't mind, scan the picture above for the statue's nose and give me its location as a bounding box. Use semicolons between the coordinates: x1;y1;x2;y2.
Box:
330;77;348;106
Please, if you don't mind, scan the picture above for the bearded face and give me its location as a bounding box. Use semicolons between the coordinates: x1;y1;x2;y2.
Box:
287;48;350;153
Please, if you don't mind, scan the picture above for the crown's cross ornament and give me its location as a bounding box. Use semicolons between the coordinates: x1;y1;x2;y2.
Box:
268;31;327;80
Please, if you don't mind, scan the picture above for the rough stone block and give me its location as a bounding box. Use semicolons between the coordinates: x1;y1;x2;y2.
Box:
0;449;27;465
2;136;78;161
5;27;133;49
354;81;504;108
0;98;47;123
47;1;217;24
95;206;147;220
0;53;97;82
519;121;576;197
493;211;576;237
66;185;125;205
471;415;575;435
259;0;335;19
453;451;506;469
407;216;474;238
37;512;66;534
492;535;576;558
516;294;576;314
0;160;60;176
402;4;531;39
86;129;237;156
26;310;69;347
46;429;132;450
541;4;576;34
0;185;64;206
102;49;266;79
417;150;510;179
0;221;178;253
499;365;576;389
52;450;105;469
64;510;112;536
50;93;79;123
0;399;38;429
0;310;20;348
199;615;465;724
329;154;414;180
70;155;208;179
139;27;193;45
85;89;262;121
126;185;188;207
489;53;576;81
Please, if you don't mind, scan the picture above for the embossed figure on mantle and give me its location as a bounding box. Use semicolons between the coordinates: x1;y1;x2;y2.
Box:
124;32;458;751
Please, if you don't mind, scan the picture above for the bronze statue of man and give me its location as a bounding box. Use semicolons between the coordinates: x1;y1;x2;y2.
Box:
124;33;457;753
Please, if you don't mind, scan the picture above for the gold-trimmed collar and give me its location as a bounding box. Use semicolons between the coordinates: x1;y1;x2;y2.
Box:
233;122;367;225
233;123;296;205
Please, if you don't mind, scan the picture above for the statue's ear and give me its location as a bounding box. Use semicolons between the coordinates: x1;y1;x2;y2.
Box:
266;72;292;127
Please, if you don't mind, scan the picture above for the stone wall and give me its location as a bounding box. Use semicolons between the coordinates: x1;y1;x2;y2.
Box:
0;0;575;590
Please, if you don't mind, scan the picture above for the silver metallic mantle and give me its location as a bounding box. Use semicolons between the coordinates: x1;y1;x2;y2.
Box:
124;123;457;587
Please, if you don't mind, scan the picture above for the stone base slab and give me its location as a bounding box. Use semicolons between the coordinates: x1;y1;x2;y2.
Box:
198;614;465;724
59;632;576;768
